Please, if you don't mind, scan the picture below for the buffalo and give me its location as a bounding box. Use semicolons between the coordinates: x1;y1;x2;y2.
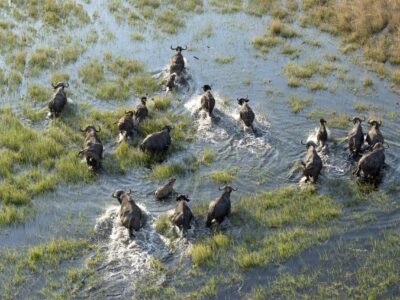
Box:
200;84;215;117
155;178;176;200
112;189;143;237
353;142;387;183
237;97;255;128
206;186;237;228
117;111;137;139
79;125;103;170
140;125;172;153
366;120;384;149
134;97;148;124
348;117;365;156
48;82;69;118
301;141;322;183
317;118;328;147
169;45;187;75
171;194;194;236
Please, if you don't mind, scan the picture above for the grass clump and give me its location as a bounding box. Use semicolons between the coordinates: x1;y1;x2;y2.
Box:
307;109;349;129
192;23;213;40
353;101;376;112
104;53;145;78
78;58;105;86
130;32;145;41
155;214;178;239
201;148;215;165
209;0;242;13
60;44;85;64
129;74;159;96
269;19;299;38
5;50;26;72
115;141;150;168
95;79;129;101
50;72;70;84
155;10;185;34
151;163;186;180
214;55;235;64
287;95;312;113
152;96;171;111
307;79;328;91
281;44;301;58
362;75;373;88
27;83;50;102
28;47;57;73
209;168;238;184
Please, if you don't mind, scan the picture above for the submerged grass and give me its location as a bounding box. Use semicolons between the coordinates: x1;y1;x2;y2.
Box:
287;95;312;113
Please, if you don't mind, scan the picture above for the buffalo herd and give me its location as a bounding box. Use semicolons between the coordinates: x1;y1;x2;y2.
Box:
45;45;390;237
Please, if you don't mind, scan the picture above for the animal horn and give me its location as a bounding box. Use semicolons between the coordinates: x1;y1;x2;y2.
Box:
182;45;188;50
127;189;132;195
361;116;366;121
51;83;56;88
111;192;118;198
218;186;224;191
384;142;390;149
95;126;101;132
301;140;306;145
232;187;238;191
80;127;86;132
379;120;382;126
64;82;69;88
170;45;176;50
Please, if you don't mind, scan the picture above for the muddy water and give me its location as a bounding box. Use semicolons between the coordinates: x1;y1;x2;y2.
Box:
1;1;399;298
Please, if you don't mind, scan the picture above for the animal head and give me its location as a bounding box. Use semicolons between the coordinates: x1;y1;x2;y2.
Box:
176;194;189;202
301;140;318;149
112;189;132;204
80;125;101;133
349;116;365;124
162;125;172;132
168;177;176;185
373;142;389;150
51;82;69;90
125;110;134;117
237;97;250;105
202;84;212;92
170;73;177;80
368;119;382;128
218;185;238;193
141;96;147;105
319;118;327;124
170;45;187;53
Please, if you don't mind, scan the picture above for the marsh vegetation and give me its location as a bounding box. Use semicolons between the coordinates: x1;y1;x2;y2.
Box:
0;0;399;299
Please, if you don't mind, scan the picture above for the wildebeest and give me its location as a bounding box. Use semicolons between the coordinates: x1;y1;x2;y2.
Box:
169;45;187;75
117;111;137;139
237;97;255;128
48;82;69;118
353;142;387;183
79;125;103;170
166;73;177;91
155;178;176;200
140;125;172;153
317;118;328;147
366;120;384;149
200;85;215;117
134;97;148;123
348;117;365;156
301;140;322;183
112;189;143;237
171;194;194;236
206;186;237;228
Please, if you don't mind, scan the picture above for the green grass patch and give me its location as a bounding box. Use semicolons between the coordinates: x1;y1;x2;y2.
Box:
78;58;105;86
287;95;312;113
151;162;187;180
201;148;215;165
152;96;171;111
214;55;235;64
307;109;349;129
28;46;57;73
155;10;185;34
27;83;50;102
209;167;238;184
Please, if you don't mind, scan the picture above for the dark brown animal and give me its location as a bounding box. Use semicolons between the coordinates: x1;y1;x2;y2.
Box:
353;142;387;182
140;125;172;153
348;117;365;155
301;141;322;183
200;85;215;117
134;97;148;123
79;125;103;170
317;118;328;147
366;120;384;149
112;189;143;237
206;186;237;227
166;73;177;91
155;178;176;200
48;82;69;118
237;97;255;127
171;194;194;236
117;111;136;139
169;46;187;75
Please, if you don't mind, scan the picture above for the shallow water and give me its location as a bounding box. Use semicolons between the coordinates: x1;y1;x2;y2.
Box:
0;1;399;298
